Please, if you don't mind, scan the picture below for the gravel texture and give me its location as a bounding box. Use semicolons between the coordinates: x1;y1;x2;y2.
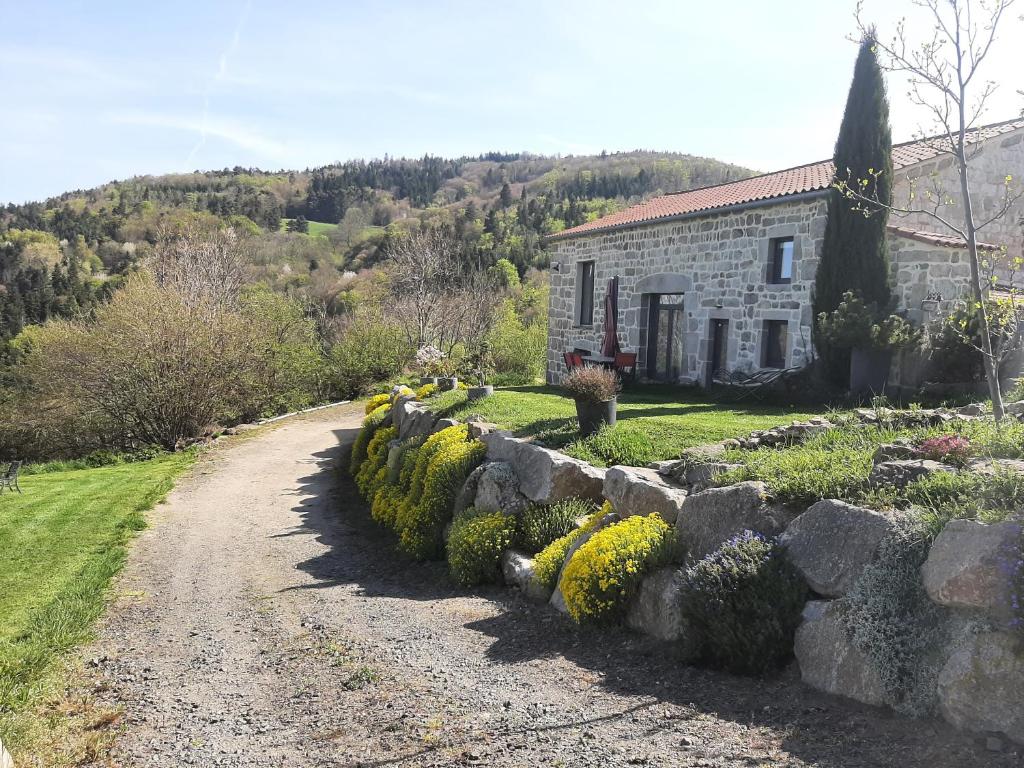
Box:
78;403;1021;766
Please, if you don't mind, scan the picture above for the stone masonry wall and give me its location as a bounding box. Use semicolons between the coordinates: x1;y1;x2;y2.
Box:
547;197;828;385
892;126;1024;279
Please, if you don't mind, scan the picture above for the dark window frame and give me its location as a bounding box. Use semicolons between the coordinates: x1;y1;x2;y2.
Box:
577;260;596;326
762;320;789;369
767;237;795;284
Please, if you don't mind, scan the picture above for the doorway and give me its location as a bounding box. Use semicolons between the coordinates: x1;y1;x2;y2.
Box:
706;319;729;386
646;294;685;381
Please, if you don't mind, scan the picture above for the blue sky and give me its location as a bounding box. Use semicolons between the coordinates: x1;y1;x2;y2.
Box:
2;0;1021;204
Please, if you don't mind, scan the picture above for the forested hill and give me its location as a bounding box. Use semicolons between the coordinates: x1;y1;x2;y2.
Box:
0;150;756;342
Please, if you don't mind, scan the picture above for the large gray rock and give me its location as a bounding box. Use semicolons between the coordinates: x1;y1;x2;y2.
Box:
922;519;1023;614
937;631;1024;745
454;462;488;516
603;465;688;524
502;549;550;602
0;736;11;768
474;461;530;516
794;600;887;707
868;459;957;488
780;500;901;598
482;431;605;505
624;566;699;655
675;481;789;561
871;440;917;464
384;439;405;484
681;462;741;490
550;512;620;614
396;400;437;440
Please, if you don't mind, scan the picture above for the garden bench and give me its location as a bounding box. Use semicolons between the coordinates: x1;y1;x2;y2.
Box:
711;367;800;402
0;461;22;494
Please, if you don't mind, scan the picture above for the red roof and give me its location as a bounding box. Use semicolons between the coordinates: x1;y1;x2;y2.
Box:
886;224;1001;251
548;118;1024;242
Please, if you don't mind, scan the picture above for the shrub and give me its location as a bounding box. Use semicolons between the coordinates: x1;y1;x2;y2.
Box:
349;404;390;475
561;514;674;625
416;383;438;400
562;366;620;403
564;424;657;467
370;436;424;529
365;393;391;414
355;425;397;497
532;507;607;592
518;497;597;554
447;508;519;586
680;531;807;676
489;299;547;385
329;312;413;398
841;521;946;715
916;434;971;466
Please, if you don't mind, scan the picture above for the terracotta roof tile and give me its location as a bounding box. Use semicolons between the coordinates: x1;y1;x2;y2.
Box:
548;118;1024;242
886;224;1002;251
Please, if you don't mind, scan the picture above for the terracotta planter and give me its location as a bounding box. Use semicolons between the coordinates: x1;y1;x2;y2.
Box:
438;376;459;391
420;376;439;386
575;397;617;437
467;385;494;401
850;348;892;397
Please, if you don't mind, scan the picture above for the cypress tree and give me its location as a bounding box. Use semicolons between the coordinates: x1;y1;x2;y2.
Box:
814;32;893;375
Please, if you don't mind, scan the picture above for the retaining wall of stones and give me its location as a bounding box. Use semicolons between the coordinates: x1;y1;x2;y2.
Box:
388;396;1024;747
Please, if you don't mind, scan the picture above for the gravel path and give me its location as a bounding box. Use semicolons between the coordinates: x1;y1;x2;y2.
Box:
81;402;1018;767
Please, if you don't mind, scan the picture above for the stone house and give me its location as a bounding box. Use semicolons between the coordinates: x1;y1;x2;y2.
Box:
545;118;1024;386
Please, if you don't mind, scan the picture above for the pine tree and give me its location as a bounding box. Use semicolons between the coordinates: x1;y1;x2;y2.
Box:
814;32;893;377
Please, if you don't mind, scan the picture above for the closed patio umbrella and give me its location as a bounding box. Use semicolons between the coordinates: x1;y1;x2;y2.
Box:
600;276;621;358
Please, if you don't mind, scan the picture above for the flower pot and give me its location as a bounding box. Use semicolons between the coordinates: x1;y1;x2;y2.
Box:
438;376;459;391
849;347;892;397
420;376;439;386
467;385;494;401
575;396;617;437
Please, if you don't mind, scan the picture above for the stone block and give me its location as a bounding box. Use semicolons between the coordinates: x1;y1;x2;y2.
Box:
794;600;887;707
482;431;605;505
603;465;688;524
474;461;530;516
937;631;1024;745
780;500;901;598
675;481;789;561
868;459;957;488
0;737;11;768
502;550;550;602
922;519;1023;614
624;566;699;654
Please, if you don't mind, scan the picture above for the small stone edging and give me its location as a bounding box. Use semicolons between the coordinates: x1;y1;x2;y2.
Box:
387;393;1024;748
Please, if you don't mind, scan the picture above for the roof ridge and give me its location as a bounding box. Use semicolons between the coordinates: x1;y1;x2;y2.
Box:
664;158;832;197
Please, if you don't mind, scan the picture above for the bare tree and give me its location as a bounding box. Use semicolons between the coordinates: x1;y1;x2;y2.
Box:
150;223;251;317
840;0;1023;419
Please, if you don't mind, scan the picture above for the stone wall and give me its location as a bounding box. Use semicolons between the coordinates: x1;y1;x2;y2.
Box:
892;126;1024;280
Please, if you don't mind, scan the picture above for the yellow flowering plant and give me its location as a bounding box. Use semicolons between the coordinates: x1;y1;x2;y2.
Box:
531;506;608;592
365;393;391;414
560;513;674;625
447;507;518;586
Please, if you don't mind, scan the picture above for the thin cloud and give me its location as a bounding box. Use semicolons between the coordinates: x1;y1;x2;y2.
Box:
107;110;291;160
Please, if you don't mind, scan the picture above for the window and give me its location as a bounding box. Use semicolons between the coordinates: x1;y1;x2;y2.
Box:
768;237;794;284
577;261;595;325
762;320;788;368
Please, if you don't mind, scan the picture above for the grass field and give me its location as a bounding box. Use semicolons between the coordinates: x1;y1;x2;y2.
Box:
0;454;193;750
427;386;825;466
279;218;338;237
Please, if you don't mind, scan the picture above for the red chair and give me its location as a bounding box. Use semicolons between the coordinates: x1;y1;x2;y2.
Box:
563;351;584;371
614;352;638;384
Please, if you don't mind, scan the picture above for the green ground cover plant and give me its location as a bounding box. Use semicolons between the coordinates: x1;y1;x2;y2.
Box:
0;453;193;748
427;386;824;466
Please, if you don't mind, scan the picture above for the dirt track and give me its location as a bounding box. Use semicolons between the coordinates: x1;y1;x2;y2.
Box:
81;402;1018;767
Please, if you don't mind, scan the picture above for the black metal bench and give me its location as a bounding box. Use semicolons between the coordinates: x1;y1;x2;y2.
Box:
0;461;22;493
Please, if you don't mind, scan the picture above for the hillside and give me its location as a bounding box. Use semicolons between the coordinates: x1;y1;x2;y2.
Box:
0;150;756;342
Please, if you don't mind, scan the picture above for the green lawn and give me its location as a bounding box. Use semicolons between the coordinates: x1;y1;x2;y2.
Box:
0;454;193;746
427;385;826;466
279;218;338;237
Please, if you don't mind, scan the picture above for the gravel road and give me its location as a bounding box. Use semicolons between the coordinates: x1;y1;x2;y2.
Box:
81;402;1018;767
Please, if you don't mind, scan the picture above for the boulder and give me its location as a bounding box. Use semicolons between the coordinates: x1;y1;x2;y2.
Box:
550;511;620;614
396;400;437;440
780;500;901;598
603;466;688;524
967;458;1024;477
474;461;530;516
1005;400;1024;416
384;439;405;484
501;550;550;602
922;519;1023;614
871;440;917;464
467;419;498;440
937;631;1024;745
482;431;605;505
957;403;986;417
0;736;11;768
868;459;957;488
675;481;789;562
433;417;461;432
454;462;489;517
794;600;887;707
624;566;699;655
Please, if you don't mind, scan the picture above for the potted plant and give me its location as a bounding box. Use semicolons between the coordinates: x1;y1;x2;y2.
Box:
467;341;494;401
818;292;921;396
563;366;620;436
434;354;460;391
415;345;443;386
